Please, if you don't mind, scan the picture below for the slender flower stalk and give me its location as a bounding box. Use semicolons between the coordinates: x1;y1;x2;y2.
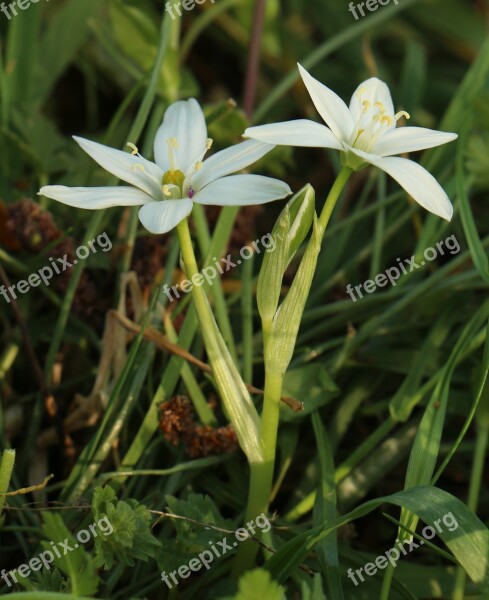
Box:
175;217;264;463
235;167;353;573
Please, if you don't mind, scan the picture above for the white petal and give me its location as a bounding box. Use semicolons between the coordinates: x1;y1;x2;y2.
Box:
372;156;454;221
39;185;152;209
297;63;353;141
350;78;395;125
191;140;276;190
153;99;207;173
244;119;342;149
373;127;458;157
193;174;291;206
73;136;163;200
138;199;193;234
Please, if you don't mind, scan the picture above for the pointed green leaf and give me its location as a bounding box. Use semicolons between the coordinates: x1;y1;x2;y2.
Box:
257;208;289;323
266;216;321;374
286;184;316;263
265;486;489;592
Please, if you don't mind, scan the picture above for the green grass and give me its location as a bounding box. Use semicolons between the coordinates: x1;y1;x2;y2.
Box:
0;0;488;598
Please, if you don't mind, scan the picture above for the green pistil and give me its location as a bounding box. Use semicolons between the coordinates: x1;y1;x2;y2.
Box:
163;169;185;189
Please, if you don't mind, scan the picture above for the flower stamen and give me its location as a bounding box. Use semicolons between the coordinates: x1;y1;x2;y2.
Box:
127;142;139;156
166;137;179;173
395;110;410;122
353;129;365;145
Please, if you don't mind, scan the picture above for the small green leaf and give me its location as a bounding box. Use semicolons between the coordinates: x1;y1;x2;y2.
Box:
234;568;286;600
91;485;161;569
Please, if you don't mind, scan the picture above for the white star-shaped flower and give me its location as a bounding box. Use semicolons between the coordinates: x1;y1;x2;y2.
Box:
244;65;458;220
39;99;291;234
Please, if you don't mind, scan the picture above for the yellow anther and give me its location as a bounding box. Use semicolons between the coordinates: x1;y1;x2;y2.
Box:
131;164;146;173
395;110;410;121
374;102;386;115
362;100;370;111
356;86;367;97
206;138;213;150
127;142;139;155
163;185;172;197
195;161;203;171
381;115;393;126
167;137;179;149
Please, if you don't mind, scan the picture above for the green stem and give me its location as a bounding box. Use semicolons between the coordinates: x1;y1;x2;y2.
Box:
118;208;238;481
176;219;224;354
260;369;283;470
235;166;353;574
192;203;239;363
379;562;396;600
175;217;261;463
241;253;255;383
318;166;353;235
0;449;16;521
452;423;488;600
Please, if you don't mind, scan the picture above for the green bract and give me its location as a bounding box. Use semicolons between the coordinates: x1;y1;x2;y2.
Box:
257;185;315;323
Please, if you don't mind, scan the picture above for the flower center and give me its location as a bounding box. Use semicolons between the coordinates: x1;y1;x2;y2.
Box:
349;88;411;155
153;136;215;200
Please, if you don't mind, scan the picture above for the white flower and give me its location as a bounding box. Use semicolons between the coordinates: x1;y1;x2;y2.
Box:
244;65;458;221
39;99;291;234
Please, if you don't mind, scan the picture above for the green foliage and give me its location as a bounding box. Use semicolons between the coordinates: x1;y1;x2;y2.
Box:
234;568;286;600
281;363;339;421
90;485;161;569
29;569;70;594
38;513;99;596
266;486;489;592
157;493;233;573
1;0;489;598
